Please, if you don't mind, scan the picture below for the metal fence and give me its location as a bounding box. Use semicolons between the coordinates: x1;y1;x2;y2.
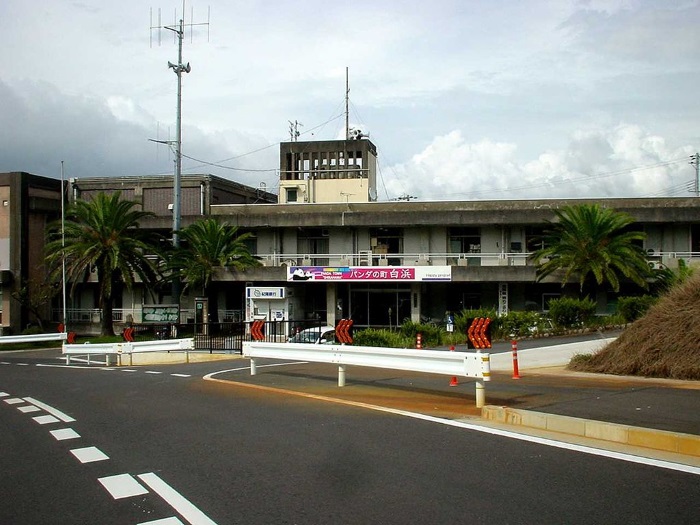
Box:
128;319;328;354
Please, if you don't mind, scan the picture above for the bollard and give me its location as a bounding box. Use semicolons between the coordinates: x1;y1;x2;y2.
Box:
416;333;423;349
338;365;346;387
449;345;458;386
511;339;521;379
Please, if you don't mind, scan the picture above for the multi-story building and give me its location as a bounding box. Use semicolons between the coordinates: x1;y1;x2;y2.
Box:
0;172;63;334
5;138;700;334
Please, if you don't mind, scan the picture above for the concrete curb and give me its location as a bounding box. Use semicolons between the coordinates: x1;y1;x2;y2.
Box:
482;405;700;458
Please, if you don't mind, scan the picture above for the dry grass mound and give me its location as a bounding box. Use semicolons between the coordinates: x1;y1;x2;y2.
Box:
568;273;700;380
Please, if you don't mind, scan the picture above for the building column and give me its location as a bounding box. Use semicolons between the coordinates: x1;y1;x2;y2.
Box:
326;283;337;326
411;283;421;322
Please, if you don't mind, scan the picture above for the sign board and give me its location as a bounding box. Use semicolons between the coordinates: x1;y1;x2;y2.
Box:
287;266;451;282
246;287;286;299
142;305;179;323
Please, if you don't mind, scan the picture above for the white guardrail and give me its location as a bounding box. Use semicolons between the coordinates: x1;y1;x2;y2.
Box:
62;338;195;366
243;342;492;408
0;333;68;344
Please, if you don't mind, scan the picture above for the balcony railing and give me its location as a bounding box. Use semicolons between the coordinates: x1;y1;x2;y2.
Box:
256;251;700;268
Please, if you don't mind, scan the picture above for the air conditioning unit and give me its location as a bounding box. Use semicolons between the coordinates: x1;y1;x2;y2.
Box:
649;261;665;270
321;228;330;237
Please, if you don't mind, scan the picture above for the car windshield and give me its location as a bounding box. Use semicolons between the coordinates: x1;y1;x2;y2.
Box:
289;328;335;344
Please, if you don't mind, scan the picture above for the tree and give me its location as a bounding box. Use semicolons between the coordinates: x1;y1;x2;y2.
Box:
530;204;651;296
45;192;163;336
166;218;260;322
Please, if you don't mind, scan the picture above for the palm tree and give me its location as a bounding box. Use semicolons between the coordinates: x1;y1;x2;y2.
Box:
46;192;163;336
530;204;651;296
166;218;259;322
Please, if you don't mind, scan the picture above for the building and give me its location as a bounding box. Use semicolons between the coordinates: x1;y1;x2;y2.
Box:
5;138;700;334
0;172;63;334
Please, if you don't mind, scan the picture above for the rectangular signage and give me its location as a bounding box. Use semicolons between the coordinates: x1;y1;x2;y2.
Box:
287;266;451;282
142;304;179;323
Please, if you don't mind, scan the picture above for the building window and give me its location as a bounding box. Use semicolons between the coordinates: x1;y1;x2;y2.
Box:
369;228;403;266
287;188;298;203
448;227;480;266
297;228;329;266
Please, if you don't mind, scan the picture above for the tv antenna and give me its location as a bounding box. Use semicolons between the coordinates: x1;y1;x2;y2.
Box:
288;120;303;142
149;1;210;301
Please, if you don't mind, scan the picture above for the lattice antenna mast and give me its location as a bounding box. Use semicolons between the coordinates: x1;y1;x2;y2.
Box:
150;2;210;301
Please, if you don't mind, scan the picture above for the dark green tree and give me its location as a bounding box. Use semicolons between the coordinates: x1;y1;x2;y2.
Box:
530;204;651;296
45;192;163;336
166;218;259;322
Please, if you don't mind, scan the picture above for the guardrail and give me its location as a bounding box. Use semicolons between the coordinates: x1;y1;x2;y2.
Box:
242;342;491;407
0;333;68;344
63;338;195;366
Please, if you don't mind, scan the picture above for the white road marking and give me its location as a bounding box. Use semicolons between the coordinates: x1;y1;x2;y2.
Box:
16;363;29;366
203;361;308;380
1;362;11;365
50;428;81;441
121;369;138;373
4;398;25;404
139;517;185;525
24;397;76;422
33;414;60;425
70;446;109;463
17;405;41;413
138;473;218;525
170;373;190;378
145;371;163;374
98;473;149;499
0;392;8;396
205;372;700;477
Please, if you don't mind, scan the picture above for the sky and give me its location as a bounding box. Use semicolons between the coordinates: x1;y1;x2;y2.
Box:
1;0;699;201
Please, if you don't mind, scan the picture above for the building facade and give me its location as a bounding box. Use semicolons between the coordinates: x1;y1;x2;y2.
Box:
5;138;700;334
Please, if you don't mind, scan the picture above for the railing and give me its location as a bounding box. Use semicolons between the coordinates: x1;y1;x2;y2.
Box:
256;251;700;268
242;341;492;407
54;308;242;325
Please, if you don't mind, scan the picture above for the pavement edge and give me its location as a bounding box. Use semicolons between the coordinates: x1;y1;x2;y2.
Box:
482;405;700;457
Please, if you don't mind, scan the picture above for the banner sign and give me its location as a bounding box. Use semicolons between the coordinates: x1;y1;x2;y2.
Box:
287;266;451;282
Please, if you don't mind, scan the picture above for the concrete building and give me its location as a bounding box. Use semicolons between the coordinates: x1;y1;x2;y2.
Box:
5;138;700;334
0;172;63;334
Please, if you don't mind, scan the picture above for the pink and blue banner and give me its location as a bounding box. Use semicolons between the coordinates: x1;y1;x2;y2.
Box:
287;266;451;282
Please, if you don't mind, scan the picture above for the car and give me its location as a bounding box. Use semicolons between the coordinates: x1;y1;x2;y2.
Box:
287;325;336;344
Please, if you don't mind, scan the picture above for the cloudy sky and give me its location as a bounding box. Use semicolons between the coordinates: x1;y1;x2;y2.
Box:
1;0;698;201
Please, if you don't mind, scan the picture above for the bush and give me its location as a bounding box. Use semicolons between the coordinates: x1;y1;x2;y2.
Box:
616;295;657;323
353;328;413;348
495;311;550;338
398;320;443;347
547;297;596;328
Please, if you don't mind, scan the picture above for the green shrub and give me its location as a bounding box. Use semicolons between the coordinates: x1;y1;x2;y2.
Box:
398;320;443;346
495;311;550;338
547;297;596;328
353;328;413;348
616;295;657;323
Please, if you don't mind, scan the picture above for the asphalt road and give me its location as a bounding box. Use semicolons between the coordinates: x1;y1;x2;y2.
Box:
1;350;698;524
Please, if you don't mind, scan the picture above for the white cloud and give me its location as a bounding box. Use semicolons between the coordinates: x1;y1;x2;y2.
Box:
381;124;696;201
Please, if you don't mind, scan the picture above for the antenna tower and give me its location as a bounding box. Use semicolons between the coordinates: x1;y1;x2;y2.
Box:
345;67;350;140
150;1;210;301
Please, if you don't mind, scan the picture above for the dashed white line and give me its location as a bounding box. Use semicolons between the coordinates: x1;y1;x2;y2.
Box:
17;405;41;413
98;473;149;499
16;363;29;366
121;369;138;373
4;398;25;405
50;428;81;441
24;397;76;422
0;392;8;396
170;373;191;378
138;473;218;525
70;446;109;463
33;414;60;425
145;371;163;374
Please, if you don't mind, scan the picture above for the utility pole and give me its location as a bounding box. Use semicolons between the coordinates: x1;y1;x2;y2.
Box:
150;3;209;301
345;67;350;140
690;153;699;197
